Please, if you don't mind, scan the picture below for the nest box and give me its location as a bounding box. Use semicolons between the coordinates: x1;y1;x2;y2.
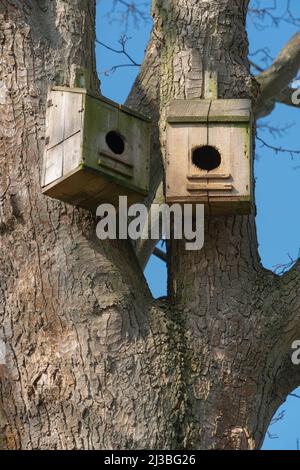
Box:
166;99;253;214
42;87;150;210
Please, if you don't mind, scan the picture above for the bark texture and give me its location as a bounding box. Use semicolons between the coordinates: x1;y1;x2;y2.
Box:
0;0;299;450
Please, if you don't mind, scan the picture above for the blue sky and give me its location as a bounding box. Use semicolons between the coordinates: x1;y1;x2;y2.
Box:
96;0;300;450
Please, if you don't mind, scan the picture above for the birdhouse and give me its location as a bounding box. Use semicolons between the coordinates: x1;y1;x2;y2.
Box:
42;87;150;210
166;99;253;214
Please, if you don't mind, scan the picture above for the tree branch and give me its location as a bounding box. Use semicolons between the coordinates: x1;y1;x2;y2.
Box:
277;86;300;109
153;246;167;263
254;30;300;117
274;352;300;414
135;183;165;270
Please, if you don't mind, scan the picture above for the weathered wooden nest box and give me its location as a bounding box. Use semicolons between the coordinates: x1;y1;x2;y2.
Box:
42;87;150;210
166;99;253;214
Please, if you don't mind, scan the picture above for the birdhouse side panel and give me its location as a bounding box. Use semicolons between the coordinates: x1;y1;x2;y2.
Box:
166;123;190;200
42;89;85;188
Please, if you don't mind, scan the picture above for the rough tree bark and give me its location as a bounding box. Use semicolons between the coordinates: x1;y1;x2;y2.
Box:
0;0;300;450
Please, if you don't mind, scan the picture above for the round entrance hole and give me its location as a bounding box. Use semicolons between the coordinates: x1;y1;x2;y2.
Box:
106;131;125;155
192;145;221;171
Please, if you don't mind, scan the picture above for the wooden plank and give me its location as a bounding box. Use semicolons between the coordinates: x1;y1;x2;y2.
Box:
45;90;65;148
165;196;252;215
42;166;146;211
188;173;231;179
43;89;83;188
207;123;250;199
45;88;84;149
187;183;233;191
204;70;218;100
63;90;84;142
63;132;82;174
98;154;133;178
167;99;252;123
51;86;151;122
44;144;63;186
209;99;251;122
166;123;191;199
167;100;210;122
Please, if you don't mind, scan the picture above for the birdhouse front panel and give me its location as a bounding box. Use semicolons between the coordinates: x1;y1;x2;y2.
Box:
166;99;252;214
42;87;150;210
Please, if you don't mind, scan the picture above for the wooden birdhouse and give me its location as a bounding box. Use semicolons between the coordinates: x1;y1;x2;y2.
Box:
42;87;150;210
166;99;253;214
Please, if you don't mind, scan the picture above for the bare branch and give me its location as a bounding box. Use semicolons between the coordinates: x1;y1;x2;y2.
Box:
271;410;285;425
290;392;300;399
249;0;300;29
254;30;300;116
256;134;300;158
249;47;274;67
266;409;285;440
277;86;300;109
153;247;167;263
96;34;141;75
273;251;300;276
102;0;150;29
258;121;295;138
250;60;264;73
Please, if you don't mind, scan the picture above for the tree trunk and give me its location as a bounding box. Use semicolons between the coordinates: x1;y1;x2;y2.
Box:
0;0;299;450
127;0;300;449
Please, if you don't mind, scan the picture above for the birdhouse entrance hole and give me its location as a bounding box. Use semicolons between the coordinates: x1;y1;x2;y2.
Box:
192;145;221;172
106;131;125;155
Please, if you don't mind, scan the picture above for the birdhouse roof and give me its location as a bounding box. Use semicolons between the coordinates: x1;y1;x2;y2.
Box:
51;86;151;123
167;99;252;123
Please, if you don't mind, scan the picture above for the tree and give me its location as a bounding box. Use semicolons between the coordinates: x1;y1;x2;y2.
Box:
0;0;300;450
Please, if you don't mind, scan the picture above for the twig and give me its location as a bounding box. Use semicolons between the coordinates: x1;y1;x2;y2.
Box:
103;0;150;29
271;410;285;425
153;247;167;263
96;34;141;75
249;60;264;73
257;121;295;138
249;0;300;29
273;250;300;275
256;134;300;158
249;47;274;66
